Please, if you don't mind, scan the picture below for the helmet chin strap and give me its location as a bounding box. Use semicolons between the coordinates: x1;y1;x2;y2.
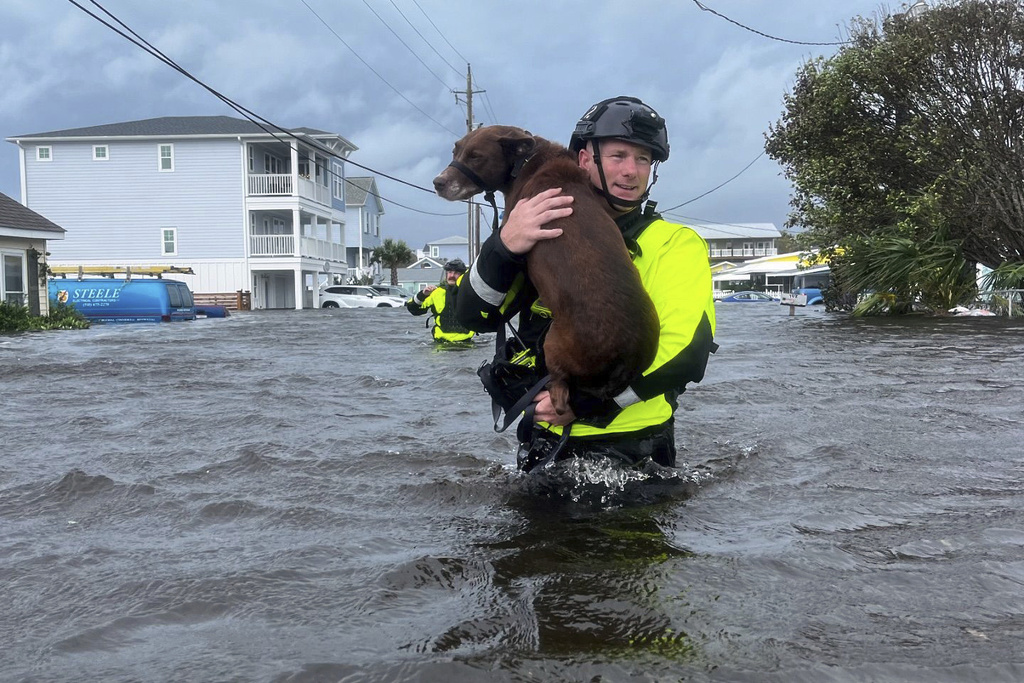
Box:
590;140;661;211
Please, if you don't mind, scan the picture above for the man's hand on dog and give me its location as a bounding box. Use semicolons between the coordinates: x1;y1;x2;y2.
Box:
501;188;574;255
532;390;576;426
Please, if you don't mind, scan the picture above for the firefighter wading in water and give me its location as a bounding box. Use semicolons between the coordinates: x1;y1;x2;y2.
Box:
405;259;476;343
453;96;718;472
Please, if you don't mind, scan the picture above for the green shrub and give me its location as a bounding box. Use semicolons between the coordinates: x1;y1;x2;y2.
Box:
41;300;89;330
0;299;90;333
0;301;34;332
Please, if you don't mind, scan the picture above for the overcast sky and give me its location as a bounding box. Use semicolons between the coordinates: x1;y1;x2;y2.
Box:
0;0;903;249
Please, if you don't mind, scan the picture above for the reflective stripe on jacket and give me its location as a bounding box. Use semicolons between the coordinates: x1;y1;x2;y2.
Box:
456;212;716;437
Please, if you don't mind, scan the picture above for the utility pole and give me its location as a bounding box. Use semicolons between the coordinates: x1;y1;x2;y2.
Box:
453;63;485;261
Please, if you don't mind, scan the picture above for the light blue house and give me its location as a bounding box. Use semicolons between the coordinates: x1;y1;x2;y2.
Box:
344;176;383;281
6;116;357;309
395;255;446;293
423;234;469;264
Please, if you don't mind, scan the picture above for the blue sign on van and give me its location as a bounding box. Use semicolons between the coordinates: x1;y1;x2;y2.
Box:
49;278;197;323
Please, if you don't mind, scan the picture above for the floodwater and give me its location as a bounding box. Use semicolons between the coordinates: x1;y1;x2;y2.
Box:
2;304;1024;682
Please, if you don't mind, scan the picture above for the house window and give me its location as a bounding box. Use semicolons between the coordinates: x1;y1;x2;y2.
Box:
430;246;439;257
159;144;174;172
333;164;344;200
161;228;177;256
93;145;109;161
248;146;254;172
2;253;26;305
374;216;379;237
37;146;52;162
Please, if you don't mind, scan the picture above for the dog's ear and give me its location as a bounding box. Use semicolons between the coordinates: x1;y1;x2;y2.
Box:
499;132;536;160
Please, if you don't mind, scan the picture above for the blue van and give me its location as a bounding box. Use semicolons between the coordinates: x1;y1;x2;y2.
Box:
49;278;197;323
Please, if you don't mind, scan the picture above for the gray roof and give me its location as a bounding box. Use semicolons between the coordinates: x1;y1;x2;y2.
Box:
427;234;468;246
0;192;65;235
685;222;781;241
7;116;356;151
344;177;378;208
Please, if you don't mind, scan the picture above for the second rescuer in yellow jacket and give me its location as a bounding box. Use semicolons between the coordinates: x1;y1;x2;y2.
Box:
405;259;476;343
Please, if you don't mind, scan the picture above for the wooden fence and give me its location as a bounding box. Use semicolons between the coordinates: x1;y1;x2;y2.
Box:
193;291;251;311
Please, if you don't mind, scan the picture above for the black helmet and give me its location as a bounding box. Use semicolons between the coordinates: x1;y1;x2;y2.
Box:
444;258;467;273
569;96;669;162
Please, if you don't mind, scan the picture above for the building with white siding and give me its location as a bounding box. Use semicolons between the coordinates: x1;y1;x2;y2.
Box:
6;116;358;310
684;221;782;263
0;192;65;315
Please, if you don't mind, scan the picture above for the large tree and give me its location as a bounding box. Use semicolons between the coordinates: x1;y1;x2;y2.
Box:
369;238;414;285
766;0;1024;270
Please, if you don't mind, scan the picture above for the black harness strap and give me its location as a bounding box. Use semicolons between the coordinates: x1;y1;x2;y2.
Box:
448;160;499;232
494;372;551;433
448;148;535;234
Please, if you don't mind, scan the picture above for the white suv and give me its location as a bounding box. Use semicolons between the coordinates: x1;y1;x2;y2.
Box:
370;284;413;299
320;285;405;308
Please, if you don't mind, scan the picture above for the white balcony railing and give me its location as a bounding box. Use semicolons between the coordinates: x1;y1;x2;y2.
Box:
248;173;292;196
298;177;331;205
300;237;345;261
709;248;778;259
251;234;345;260
247;174;331;208
251;234;295;256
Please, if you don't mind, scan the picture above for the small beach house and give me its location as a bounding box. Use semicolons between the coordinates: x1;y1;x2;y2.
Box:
0;191;65;315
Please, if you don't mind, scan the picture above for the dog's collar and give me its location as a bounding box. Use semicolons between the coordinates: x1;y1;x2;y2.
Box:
510;152;535;181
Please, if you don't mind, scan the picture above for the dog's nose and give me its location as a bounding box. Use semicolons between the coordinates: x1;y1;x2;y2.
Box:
432;175;447;194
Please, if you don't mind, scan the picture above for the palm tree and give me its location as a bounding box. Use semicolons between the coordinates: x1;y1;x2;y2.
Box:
369;238;414;285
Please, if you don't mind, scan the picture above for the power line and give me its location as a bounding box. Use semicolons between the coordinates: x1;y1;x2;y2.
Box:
692;1;848;47
660;152;764;212
407;0;498;124
386;0;463;77
662;213;782;239
412;0;469;64
299;0;461;137
70;0;465;219
479;91;499;125
359;0;454;90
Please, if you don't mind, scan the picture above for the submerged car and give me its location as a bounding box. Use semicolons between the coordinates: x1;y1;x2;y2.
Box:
48;277;196;322
795;287;824;305
370;284;413;299
718;290;782;303
781;287;824;306
320;285;404;308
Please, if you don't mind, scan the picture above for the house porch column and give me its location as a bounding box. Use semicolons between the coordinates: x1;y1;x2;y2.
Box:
293;266;304;310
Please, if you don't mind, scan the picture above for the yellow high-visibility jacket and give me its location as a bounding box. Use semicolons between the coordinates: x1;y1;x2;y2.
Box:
406;284;476;343
456;208;716;438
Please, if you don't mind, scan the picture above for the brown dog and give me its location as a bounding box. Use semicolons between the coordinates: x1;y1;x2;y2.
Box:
433;125;659;417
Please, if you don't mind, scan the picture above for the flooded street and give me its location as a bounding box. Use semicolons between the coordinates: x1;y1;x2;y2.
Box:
2;304;1024;682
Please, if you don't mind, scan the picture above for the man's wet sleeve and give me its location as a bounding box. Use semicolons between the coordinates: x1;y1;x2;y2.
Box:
456;229;527;332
